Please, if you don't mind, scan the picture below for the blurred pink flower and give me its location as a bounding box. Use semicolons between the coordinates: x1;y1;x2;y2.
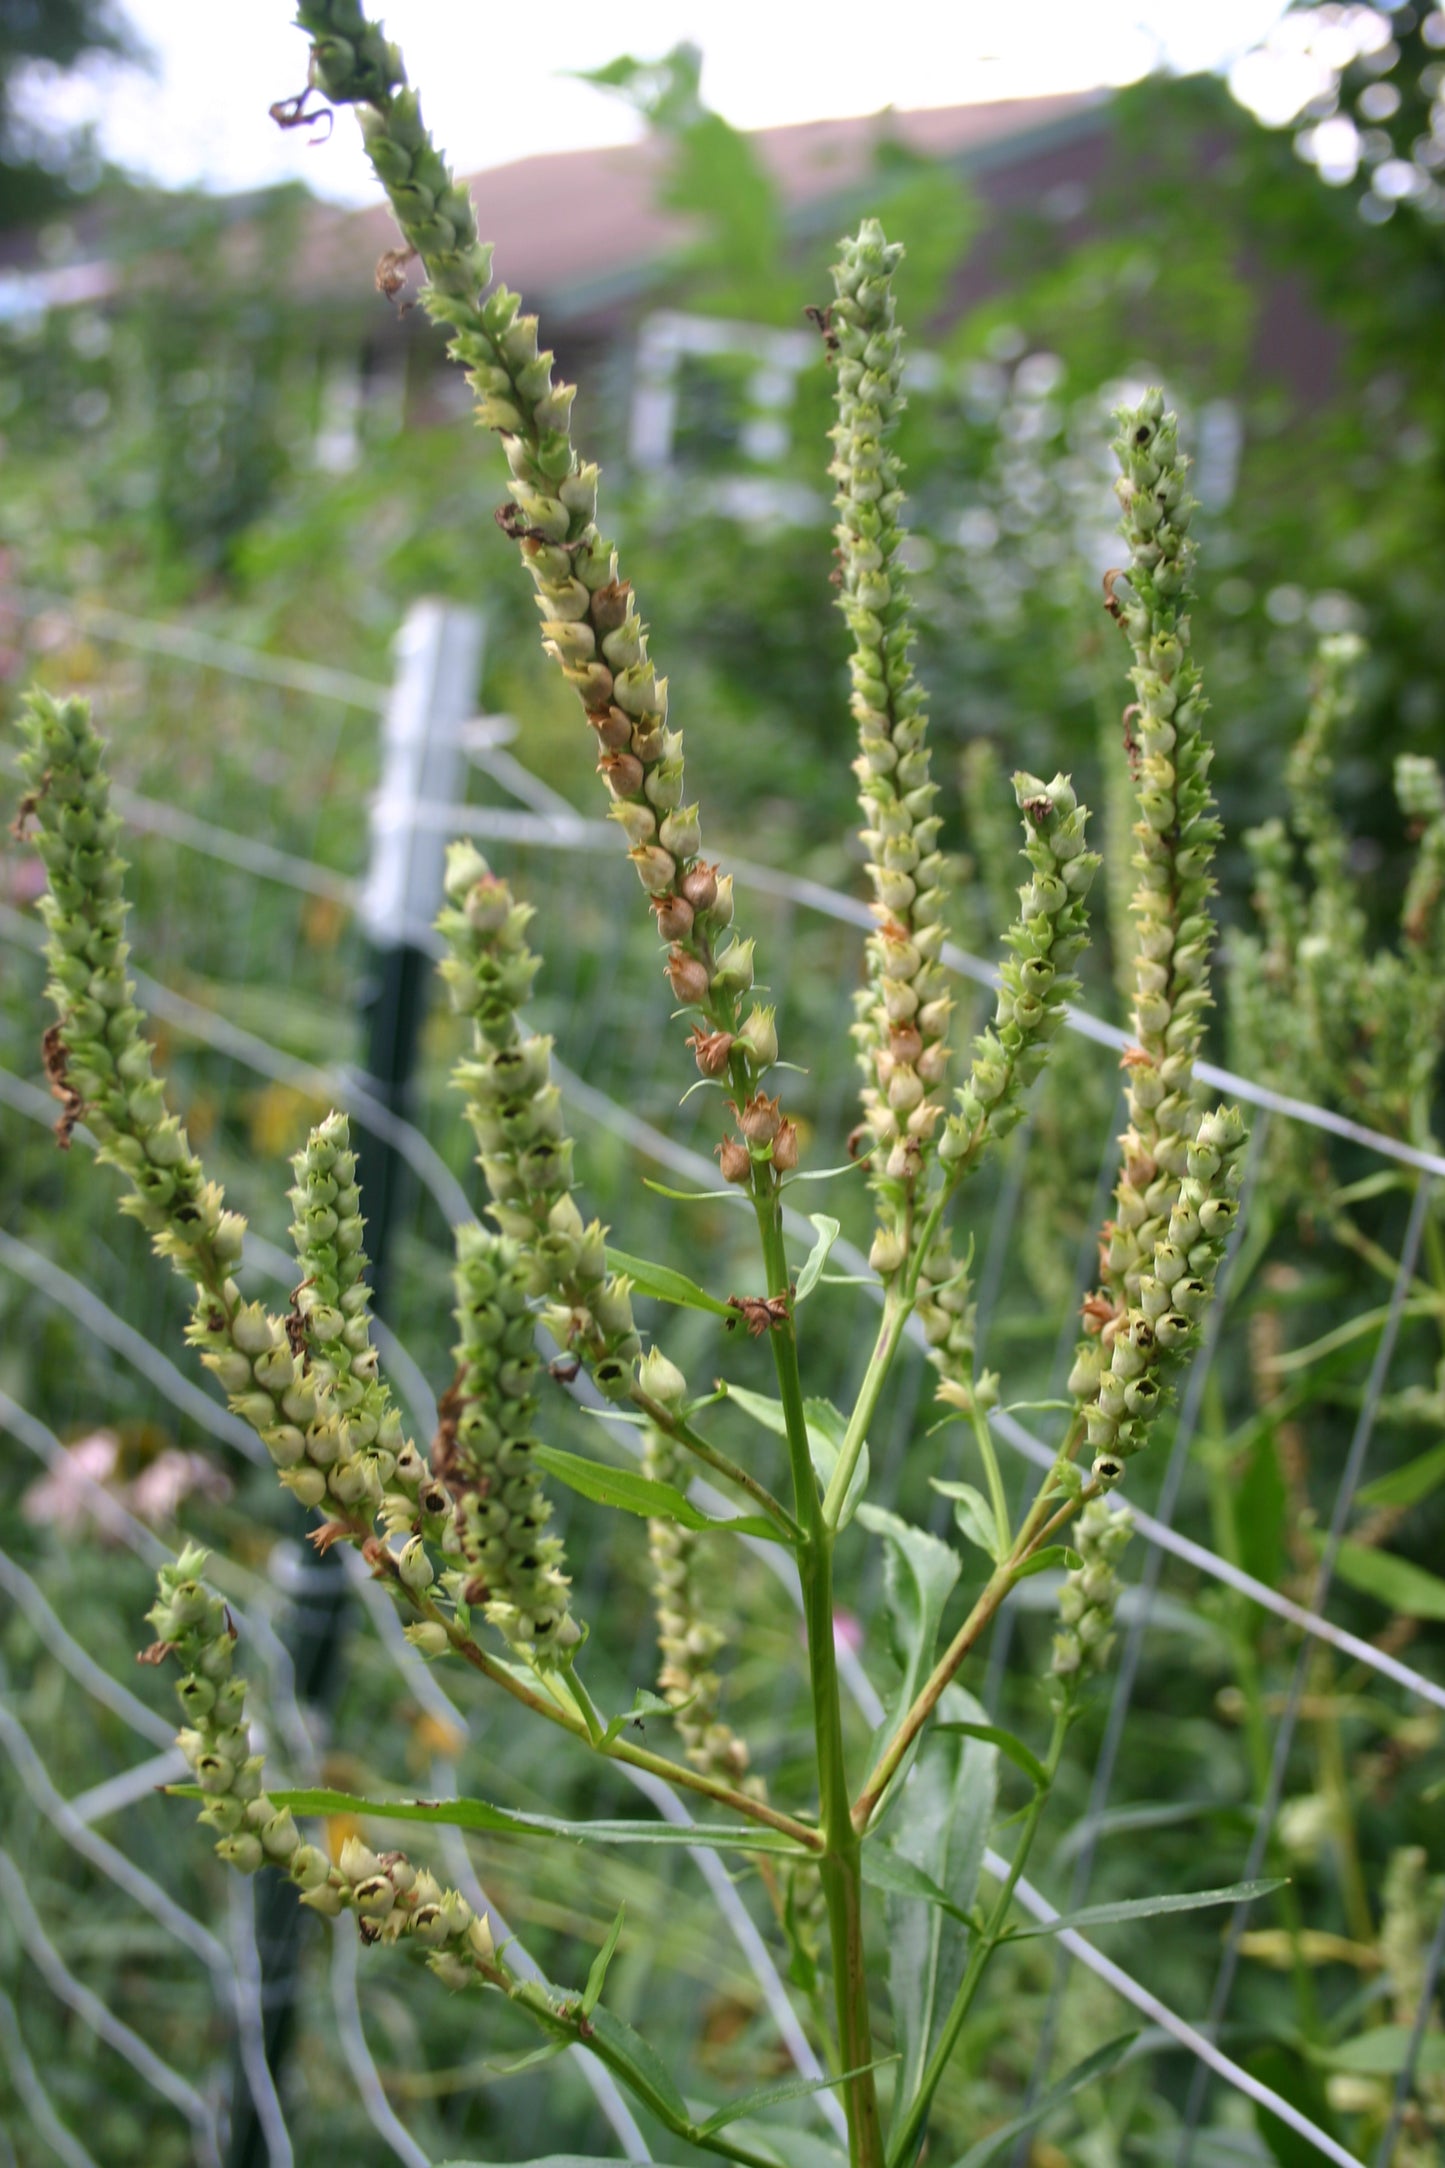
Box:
21;1431;232;1537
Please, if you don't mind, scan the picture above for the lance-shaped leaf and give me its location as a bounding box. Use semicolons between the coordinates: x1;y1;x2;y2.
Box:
935;1719;1049;1794
605;1247;734;1317
947;2033;1138;2168
583;1906;625;2016
533;1444;784;1544
1006;1876;1287;1941
692;2058;896;2138
219;1786;809;1855
794;1215;841;1303
881;1699;998;2143
855;1505;962;1743
722;1384;871;1527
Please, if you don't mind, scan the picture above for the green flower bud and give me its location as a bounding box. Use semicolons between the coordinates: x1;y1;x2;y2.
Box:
638;1346;688;1410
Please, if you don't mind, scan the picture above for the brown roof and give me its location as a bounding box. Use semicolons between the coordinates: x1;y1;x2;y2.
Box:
302;92;1101;315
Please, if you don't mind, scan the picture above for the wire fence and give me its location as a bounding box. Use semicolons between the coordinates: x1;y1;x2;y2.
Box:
2;588;1442;2167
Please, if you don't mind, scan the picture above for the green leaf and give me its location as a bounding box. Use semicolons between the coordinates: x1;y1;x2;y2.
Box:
642;1177;742;1203
1053;1798;1249;1867
1357;1437;1445;1510
804;1396;869;1528
723;1385;869;1527
1236;1430;1287;1598
947;2033;1138;2167
881;1701;998;2141
935;1720;1049;1793
781;1155;871;1184
583;1906;624;2016
794;1215;841;1303
1245;2043;1342;2168
1268;1295;1436;1376
1008;1877;1287;1940
694;2059;895;2137
1313;2026;1445;2078
721;1381;792;1437
533;1444;782;1544
859;1844;969;1919
601;1689;678;1748
242;1786;807;1855
439;2158;688;2168
586;2005;691;2126
931;1479;1003;1562
479;2042;568;2079
855;1507;962;1776
605;1248;733;1317
1309;1533;1445;1621
1010;1545;1081;1582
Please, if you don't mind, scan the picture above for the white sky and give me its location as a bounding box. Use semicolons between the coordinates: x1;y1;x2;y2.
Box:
21;0;1293;205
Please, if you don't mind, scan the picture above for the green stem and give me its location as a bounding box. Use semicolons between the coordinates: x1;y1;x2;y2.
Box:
822;1291;908;1530
511;1977;784;2168
751;1171;885;2168
634;1389;802;1542
852;1423;1085;1831
388;1567;822;1851
970;1405;1013;1558
568;1665;607;1747
886;1707;1071;2168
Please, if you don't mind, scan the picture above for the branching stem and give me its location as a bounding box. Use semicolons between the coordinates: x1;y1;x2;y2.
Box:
379;1557;821;1850
634;1387;801;1540
852;1419;1087;1831
751;1170;885;2168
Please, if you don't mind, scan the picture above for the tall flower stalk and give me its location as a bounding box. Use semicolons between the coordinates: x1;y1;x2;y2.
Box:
8;14;1263;2163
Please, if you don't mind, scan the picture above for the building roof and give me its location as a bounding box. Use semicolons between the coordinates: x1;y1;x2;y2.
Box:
300;92;1103;318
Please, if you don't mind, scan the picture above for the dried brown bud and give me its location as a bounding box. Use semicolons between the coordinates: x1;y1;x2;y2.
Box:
665;947;711;1004
771;1118;800;1172
590;579;632;633
600;752;644;798
652;892;695;942
889;1022;923;1066
687;1028;734;1078
588;706;634;751
681;861;719;912
733;1092;782;1145
1080;1291;1119;1338
717;1136;751;1184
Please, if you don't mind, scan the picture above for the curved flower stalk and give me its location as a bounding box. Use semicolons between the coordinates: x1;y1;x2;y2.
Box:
434;1226;579;1656
1070;1102;1246;1486
148;1545;498;1974
915;1240;980;1401
1283;633;1371;1100
642;1420;754;1785
294;1;789;1194
1096;391;1221;1314
828;222;951;1266
148;1548;828;2152
15;692;407;1531
282;1113;424;1518
1050;1498;1134;1683
438;841;643;1401
937;774;1099;1193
